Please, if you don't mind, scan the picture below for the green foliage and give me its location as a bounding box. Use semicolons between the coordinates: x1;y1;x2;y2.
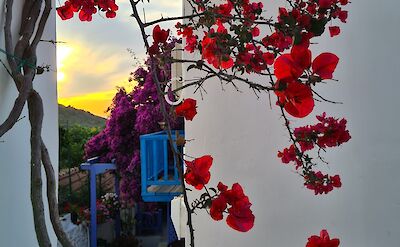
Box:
59;125;102;169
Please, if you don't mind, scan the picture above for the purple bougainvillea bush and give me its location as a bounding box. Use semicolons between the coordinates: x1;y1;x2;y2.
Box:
85;40;182;205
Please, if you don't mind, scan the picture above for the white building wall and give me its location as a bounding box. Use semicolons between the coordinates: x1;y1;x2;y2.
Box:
0;1;58;246
182;0;400;246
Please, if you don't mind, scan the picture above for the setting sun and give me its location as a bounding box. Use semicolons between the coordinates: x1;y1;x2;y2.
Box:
56;45;72;84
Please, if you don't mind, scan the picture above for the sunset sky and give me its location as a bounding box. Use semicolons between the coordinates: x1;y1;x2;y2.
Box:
56;0;181;117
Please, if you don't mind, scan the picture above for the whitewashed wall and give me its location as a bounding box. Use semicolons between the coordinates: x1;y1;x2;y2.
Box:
0;1;58;246
182;0;400;246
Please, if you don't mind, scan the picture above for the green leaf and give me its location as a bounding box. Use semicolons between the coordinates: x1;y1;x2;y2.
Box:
310;18;328;37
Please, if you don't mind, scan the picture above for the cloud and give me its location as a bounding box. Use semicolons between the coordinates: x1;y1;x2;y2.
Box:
56;38;134;98
56;0;182;114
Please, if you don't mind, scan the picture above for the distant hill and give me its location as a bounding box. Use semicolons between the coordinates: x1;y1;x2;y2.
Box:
59;104;106;128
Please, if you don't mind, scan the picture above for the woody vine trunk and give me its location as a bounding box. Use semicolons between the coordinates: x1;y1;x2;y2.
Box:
1;0;73;246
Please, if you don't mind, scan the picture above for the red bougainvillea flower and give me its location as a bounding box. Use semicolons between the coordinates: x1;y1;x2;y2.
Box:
201;31;234;69
175;98;197;121
274;45;311;81
184;155;213;190
338;10;348;23
312;53;339;79
152;25;170;44
210;196;227;221
176;23;198;53
318;0;334;9
329;26;341;37
314;112;351;148
274;54;304;81
277;144;303;169
304;171;342;195
275;47;339;81
306;229;340;247
275;81;314;118
57;3;74;20
56;0;118;21
211;182;255;232
223;183;255;232
226;198;255;232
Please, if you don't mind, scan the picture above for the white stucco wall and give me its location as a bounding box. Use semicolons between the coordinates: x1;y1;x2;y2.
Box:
182;0;400;246
0;1;58;246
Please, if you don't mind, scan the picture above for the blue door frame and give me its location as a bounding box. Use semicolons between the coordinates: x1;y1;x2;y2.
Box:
80;157;121;247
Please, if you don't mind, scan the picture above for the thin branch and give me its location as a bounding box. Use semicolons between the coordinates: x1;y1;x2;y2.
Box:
312;89;343;104
143;13;203;27
40;39;66;45
0;58;12;76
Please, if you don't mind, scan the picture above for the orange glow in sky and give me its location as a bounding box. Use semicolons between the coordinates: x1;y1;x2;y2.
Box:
56;0;181;117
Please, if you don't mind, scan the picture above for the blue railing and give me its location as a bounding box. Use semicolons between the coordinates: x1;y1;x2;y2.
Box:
140;130;184;202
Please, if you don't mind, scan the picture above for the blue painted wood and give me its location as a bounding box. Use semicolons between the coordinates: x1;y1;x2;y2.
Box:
135;204;163;235
167;202;178;244
163;140;168;180
80;161;117;247
140;130;184;202
89;172;97;247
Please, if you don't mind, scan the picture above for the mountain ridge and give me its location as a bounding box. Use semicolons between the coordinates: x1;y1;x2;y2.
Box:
59;104;106;128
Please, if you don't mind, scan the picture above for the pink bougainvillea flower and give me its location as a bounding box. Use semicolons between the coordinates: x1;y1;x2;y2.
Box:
275;81;314;118
175;98;197;121
306;229;340;247
184;155;213;190
152;25;170;44
312;53;339;79
329;26;341;37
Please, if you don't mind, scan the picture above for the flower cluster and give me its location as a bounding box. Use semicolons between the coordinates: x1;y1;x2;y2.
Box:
101;193;121;219
306;229;340;247
294;113;351;152
183;155;254;232
174;0;348;76
278;113;350;195
210;182;255;233
57;0;118;21
274;44;339;118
